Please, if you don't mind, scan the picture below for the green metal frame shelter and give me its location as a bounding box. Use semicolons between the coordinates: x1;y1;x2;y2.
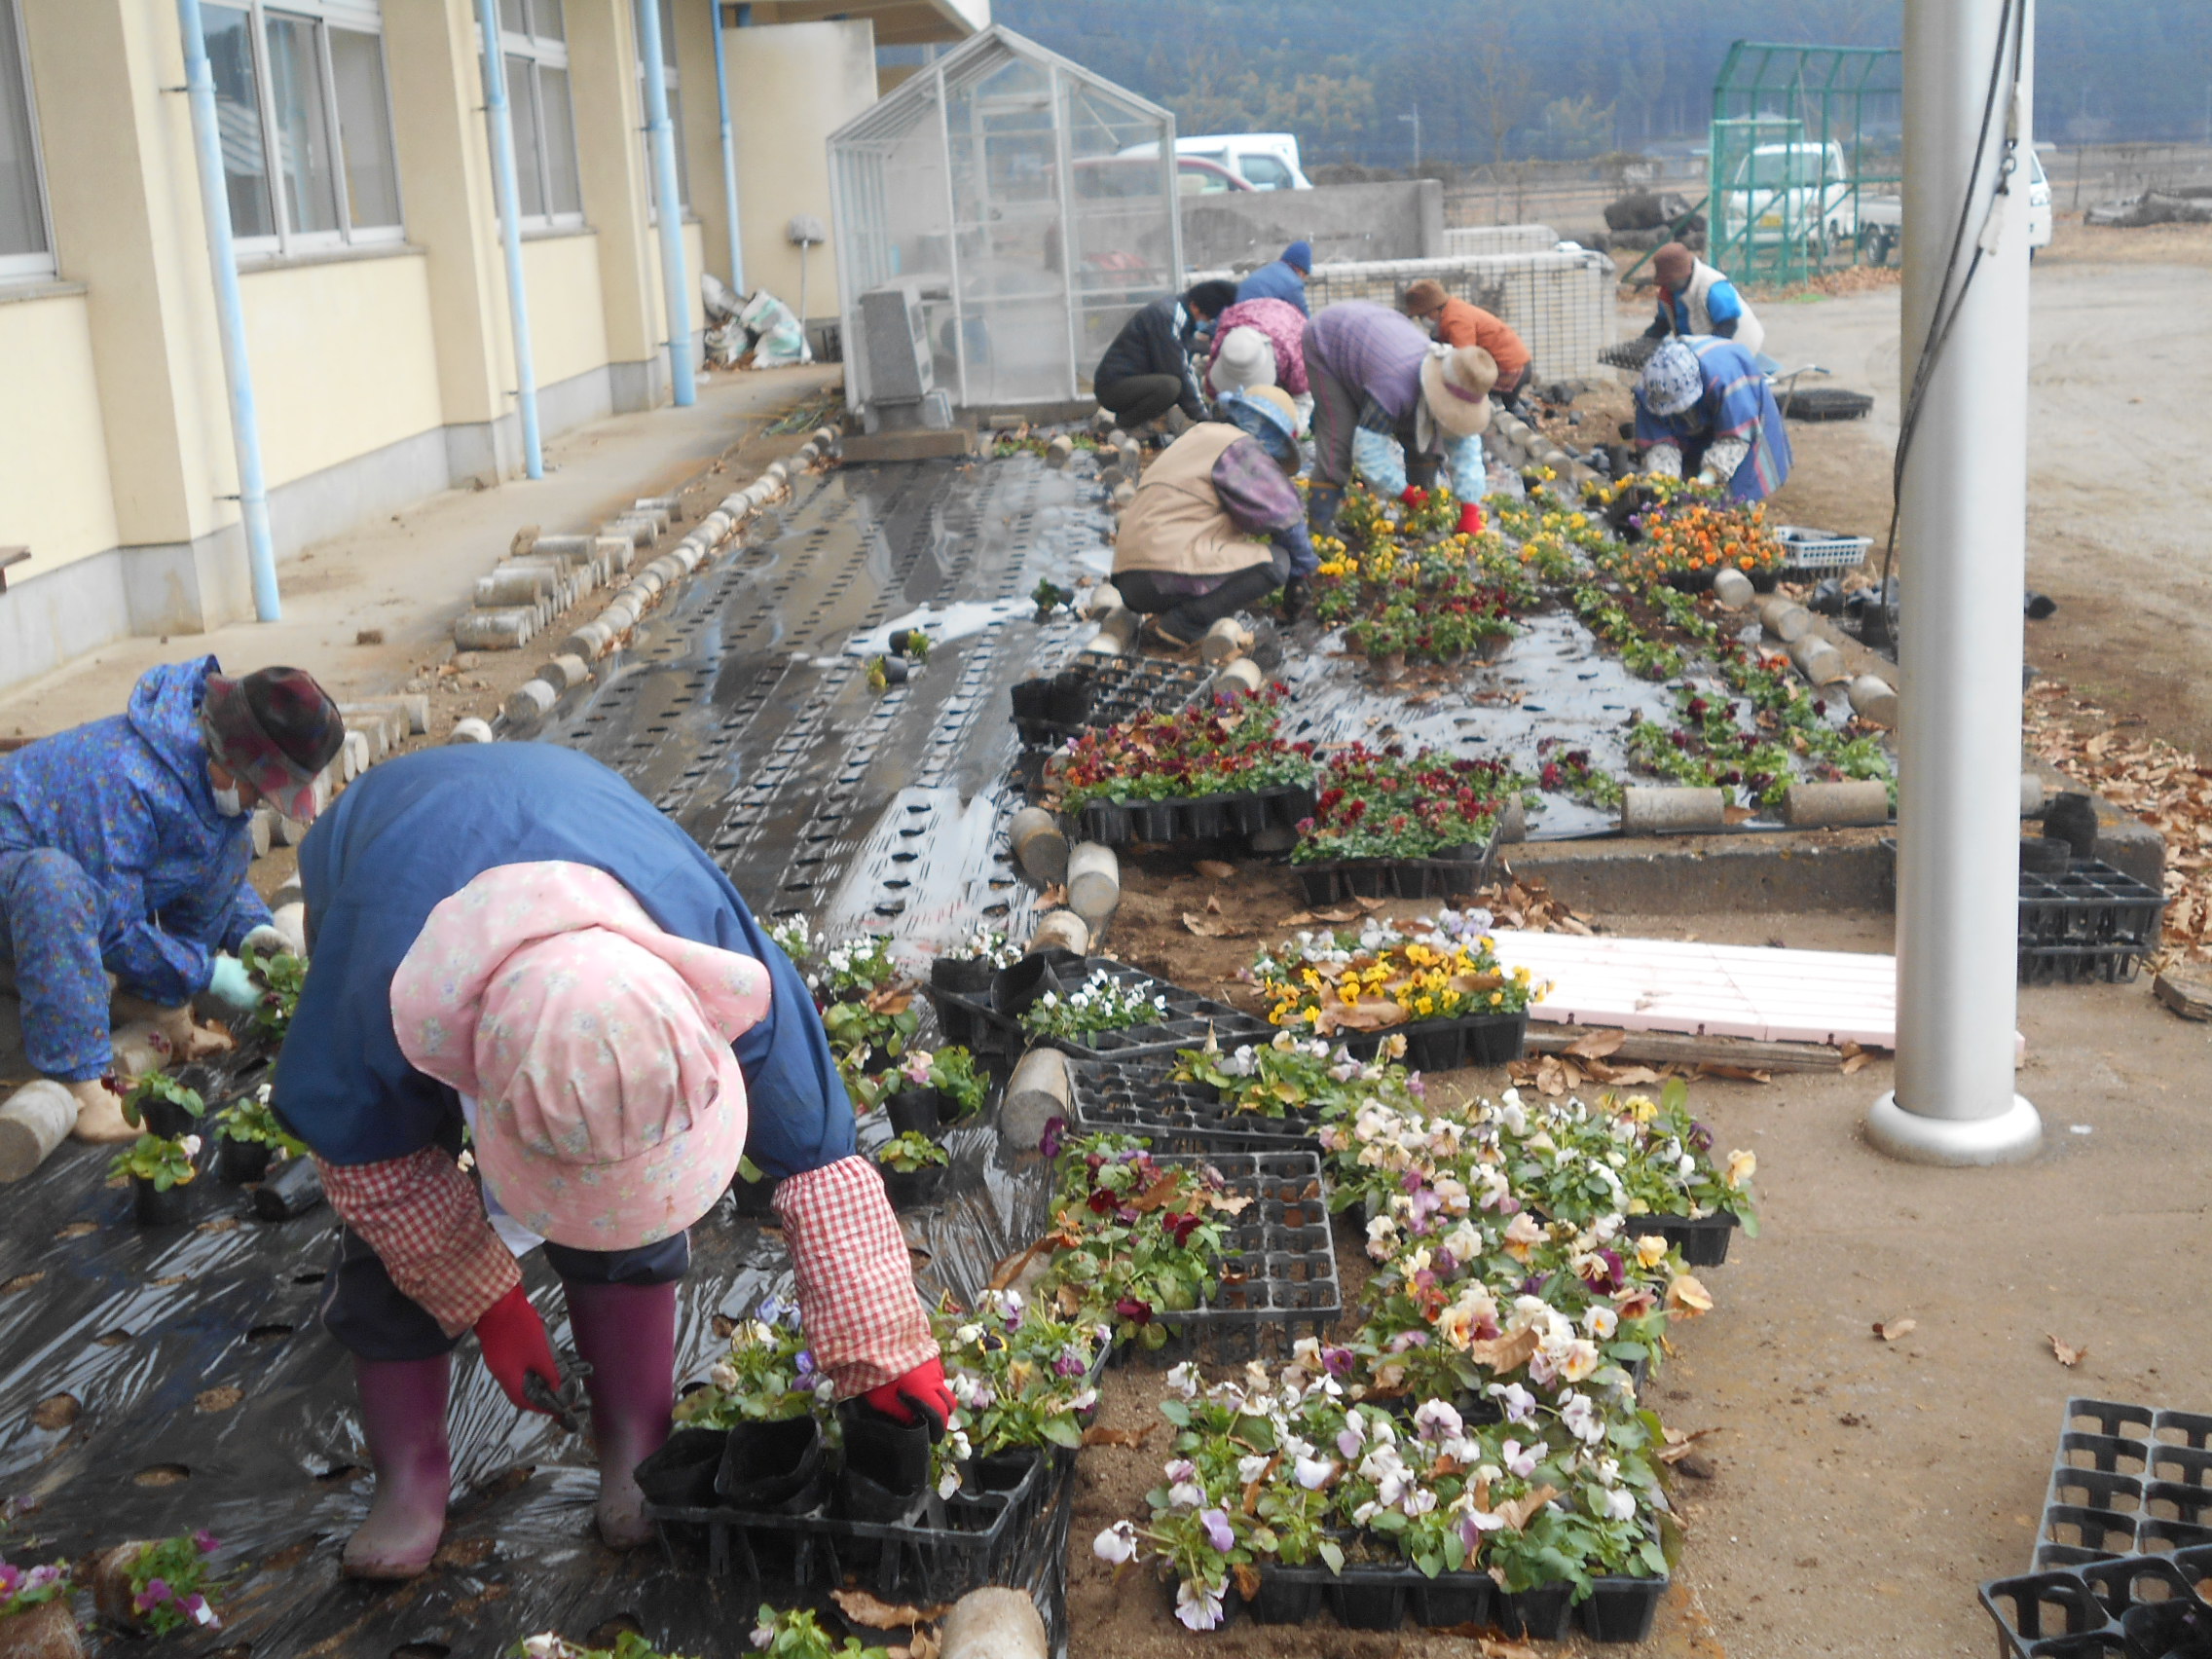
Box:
1707;41;1903;286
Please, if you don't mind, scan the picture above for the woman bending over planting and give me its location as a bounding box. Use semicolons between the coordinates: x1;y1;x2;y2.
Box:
272;744;949;1577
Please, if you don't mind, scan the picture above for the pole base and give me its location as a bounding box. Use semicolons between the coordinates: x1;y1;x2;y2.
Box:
1864;1090;2042;1166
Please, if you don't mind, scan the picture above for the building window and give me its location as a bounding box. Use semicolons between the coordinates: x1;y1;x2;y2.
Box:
206;0;404;258
0;0;54;279
634;0;688;212
491;0;582;226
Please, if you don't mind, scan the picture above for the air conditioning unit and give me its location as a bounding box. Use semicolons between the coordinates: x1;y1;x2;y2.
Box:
857;282;950;432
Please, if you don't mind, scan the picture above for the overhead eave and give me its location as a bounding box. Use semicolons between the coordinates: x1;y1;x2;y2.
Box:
741;0;985;47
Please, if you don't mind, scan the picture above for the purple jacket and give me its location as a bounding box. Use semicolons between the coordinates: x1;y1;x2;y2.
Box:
1309;301;1432;422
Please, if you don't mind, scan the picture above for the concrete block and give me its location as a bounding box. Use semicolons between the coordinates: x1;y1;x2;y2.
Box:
454;608;535;649
594;534;635;573
448;717;495;744
504;680;558;725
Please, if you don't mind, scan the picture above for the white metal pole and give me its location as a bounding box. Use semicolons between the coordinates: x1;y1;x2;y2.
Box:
1867;0;2042;1164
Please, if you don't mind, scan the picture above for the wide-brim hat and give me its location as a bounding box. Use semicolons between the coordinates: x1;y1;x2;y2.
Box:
199;667;344;825
1419;345;1498;439
1641;339;1705;418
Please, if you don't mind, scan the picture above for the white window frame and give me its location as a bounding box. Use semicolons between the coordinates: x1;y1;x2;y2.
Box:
0;0;55;282
227;0;405;261
487;0;585;231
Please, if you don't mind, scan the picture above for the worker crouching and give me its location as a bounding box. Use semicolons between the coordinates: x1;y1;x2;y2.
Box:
275;744;950;1576
1634;336;1793;500
1111;385;1318;648
0;659;342;1141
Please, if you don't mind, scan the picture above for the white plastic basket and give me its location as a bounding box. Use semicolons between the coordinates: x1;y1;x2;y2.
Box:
1774;526;1873;571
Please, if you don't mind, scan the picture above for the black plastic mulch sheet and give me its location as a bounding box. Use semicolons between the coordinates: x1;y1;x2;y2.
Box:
0;453;1114;1657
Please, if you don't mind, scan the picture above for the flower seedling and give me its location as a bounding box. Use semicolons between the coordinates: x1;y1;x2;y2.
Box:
926;1046;988;1118
240;942;307;1039
213;1085;307;1157
513;1633;698;1659
121;1531;222;1636
1017;970;1170;1039
122;1071;203;1132
748;1605;891;1659
874;1131;949;1174
673;1297;831;1427
109;1133;201;1191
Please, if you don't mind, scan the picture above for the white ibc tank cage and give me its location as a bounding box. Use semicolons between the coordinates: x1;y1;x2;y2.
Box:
1301;251;1618;384
1442;224;1561;257
828;25;1182;412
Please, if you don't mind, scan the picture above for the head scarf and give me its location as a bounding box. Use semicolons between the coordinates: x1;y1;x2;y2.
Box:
1641;338;1705;418
1218;387;1302;466
199;666;344;824
390;862;771;1251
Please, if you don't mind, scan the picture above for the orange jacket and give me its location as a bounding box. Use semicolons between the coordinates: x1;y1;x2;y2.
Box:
1433;298;1531;383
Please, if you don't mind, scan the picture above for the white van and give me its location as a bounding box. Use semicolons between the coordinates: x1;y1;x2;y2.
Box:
1717;141;1860;250
1118;134;1312;192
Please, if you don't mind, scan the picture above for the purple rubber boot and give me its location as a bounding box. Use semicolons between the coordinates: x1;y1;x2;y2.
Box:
342;1355;452;1578
562;1280;677;1548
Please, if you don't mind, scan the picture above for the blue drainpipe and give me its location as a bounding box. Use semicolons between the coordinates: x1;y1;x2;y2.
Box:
175;0;279;622
711;0;745;292
635;0;696;406
475;0;543;478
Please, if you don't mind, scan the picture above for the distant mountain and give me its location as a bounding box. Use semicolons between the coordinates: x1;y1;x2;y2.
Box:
993;0;2208;166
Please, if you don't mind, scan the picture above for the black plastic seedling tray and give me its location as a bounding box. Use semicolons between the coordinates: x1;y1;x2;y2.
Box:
1113;1151;1341;1362
928;956;1272;1062
1070;1055;1325;1153
2034;1398;2212;1569
1334;1009;1530;1071
1982;1543;2212;1659
1244;1556;1655;1641
645;1439;1068;1605
2018;861;2166;985
1291;832;1502;905
1073;781;1317;849
1010;656;1211;748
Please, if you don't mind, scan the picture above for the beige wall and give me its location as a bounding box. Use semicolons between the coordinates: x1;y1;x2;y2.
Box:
523;232;612;388
729;20;876;321
0;293;123;580
239;253;446;490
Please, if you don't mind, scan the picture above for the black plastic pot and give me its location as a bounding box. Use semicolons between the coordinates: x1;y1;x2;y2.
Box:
1249;1563;1333;1625
636;1425;731;1508
875;657;909;686
730;1168;779;1218
877;1161;945;1210
993;950;1079;1017
1045;670;1093;726
1131;799;1183;842
715;1415;826;1512
970;1447;1041;1494
1078;801;1131;845
930;957;997;996
840;1408;931;1523
1583;1571;1669;1642
216;1135;273;1186
2044;792;2100;860
137;1097;200;1140
131;1176;188;1227
1411;1569;1498;1629
1010;678;1053;721
2021;837;2072;877
1499;1582;1575;1642
884;1088;942;1138
1648;1209;1740;1268
937;1088;986;1128
251;1156;325;1221
1327;1565;1409;1631
1182;797;1230;839
887;629;919;658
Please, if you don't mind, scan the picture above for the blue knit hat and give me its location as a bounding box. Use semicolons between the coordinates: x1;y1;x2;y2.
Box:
1283;240;1312;274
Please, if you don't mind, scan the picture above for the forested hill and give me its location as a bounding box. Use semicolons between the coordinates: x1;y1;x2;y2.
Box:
994;0;2210;165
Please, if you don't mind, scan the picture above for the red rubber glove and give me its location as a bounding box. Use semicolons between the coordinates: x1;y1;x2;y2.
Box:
474;1283;562;1414
1399;486;1428;508
1456;501;1486;537
863;1356;956;1441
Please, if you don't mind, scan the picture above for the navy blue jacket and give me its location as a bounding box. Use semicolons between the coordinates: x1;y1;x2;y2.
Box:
274;743;854;1179
1234;259;1309;316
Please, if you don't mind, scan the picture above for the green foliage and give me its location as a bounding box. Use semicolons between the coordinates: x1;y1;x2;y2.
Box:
109;1132;200;1191
748;1607;889;1659
875;1130;949;1173
240;943;307;1039
122;1070;203;1130
214;1086;307;1156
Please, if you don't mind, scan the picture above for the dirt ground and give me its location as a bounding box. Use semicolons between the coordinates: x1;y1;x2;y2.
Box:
1064;219;2212;1658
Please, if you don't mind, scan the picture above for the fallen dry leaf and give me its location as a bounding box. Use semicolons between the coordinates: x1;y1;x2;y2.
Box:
29;1393;78;1431
831;1589;950;1631
1696;1064;1774;1085
1352;896;1389;912
1195;859;1236;880
987;1237;1052;1292
1564;1027;1626;1060
1082;1423;1158;1449
1;1272;45;1295
2048;1333;2088;1368
196;1384;243;1413
1493;1483;1561;1530
1280;904;1361;926
1605;1064;1664;1086
1180;911;1251;939
1475;1638;1541;1659
1873;1319;1916;1343
1655;1426;1720;1464
1463;1327;1542;1372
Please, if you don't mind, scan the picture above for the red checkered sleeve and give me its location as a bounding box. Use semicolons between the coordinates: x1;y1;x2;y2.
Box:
316;1149;521;1338
775;1154;939;1398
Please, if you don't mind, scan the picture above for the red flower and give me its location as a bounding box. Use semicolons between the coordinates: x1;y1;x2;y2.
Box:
1114;1296;1154;1326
